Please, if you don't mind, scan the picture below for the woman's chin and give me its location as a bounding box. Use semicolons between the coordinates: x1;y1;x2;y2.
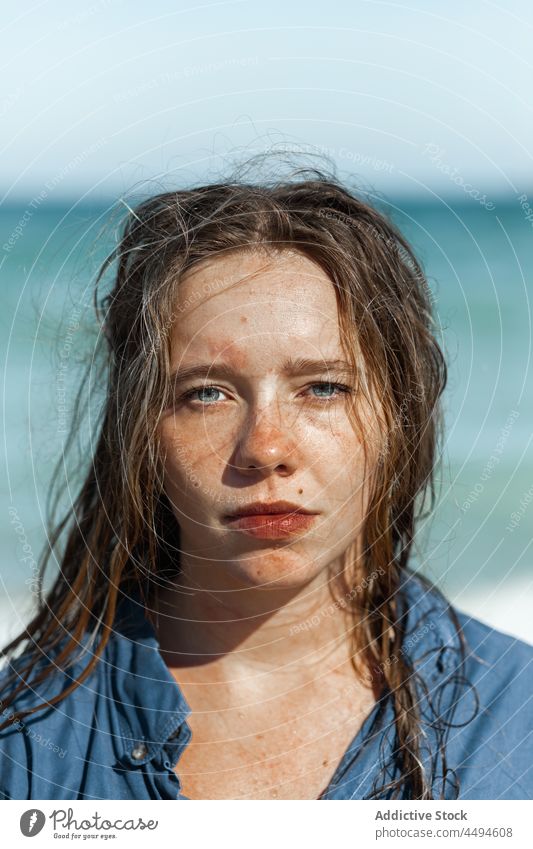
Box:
227;552;324;591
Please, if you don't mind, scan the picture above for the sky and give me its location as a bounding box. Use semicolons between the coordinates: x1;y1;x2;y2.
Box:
1;0;532;202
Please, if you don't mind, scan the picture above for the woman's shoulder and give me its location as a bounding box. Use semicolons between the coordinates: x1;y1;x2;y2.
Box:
452;610;533;798
0;610;147;800
456;604;533;676
452;605;533;733
403;571;533;700
0;633;108;799
0;592;157;723
402;570;533;669
402;573;533;798
0;594;188;800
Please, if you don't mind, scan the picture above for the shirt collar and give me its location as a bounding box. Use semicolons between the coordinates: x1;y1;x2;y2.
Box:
320;572;465;799
106;571;462;770
394;570;463;681
108;590;193;769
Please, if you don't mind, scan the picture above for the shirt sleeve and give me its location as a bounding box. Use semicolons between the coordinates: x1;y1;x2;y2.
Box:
450;613;533;799
0;713;32;799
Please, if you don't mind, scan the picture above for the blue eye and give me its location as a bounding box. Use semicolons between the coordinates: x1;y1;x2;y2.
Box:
180;381;352;407
184;386;224;404
309;381;351;400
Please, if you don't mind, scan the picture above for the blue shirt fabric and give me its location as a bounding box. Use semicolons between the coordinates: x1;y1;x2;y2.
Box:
0;572;532;800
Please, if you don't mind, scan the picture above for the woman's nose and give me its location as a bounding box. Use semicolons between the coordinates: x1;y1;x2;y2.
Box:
232;407;300;476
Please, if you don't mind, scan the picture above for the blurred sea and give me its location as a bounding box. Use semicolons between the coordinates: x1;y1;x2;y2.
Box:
1;194;532;643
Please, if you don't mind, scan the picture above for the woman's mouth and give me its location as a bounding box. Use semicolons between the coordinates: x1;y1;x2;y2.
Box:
222;501;319;539
224;512;318;539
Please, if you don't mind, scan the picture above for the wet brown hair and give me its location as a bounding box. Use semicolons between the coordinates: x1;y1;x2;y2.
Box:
0;158;464;798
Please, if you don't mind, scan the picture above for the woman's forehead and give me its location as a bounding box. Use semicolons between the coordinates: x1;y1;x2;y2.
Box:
169;311;346;374
176;248;335;308
170;250;343;354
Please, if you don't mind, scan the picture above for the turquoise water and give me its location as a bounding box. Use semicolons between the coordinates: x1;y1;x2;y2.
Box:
1;196;532;598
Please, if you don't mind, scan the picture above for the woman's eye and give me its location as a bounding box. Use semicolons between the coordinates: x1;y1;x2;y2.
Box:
182;385;226;404
308;381;351;401
180;381;352;407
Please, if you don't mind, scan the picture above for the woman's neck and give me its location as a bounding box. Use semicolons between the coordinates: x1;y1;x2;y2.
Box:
150;555;364;683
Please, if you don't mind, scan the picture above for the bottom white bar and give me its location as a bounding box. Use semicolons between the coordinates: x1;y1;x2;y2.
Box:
3;799;533;848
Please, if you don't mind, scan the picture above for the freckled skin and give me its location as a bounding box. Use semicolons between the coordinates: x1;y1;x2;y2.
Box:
155;249;384;800
158;249;381;592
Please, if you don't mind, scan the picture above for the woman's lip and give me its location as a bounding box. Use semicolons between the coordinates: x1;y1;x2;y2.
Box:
224;512;319;539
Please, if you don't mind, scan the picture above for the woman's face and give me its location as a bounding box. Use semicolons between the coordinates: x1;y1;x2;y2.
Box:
158;248;381;591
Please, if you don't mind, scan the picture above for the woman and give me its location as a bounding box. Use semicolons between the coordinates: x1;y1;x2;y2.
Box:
1;167;532;800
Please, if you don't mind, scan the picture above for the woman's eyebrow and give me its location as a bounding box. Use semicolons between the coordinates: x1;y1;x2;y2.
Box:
281;357;354;376
170;357;354;383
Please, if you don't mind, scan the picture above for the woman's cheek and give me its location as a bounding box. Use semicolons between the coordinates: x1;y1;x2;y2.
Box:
162;422;226;495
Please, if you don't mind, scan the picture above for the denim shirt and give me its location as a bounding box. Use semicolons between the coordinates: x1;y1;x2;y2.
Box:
0;572;532;800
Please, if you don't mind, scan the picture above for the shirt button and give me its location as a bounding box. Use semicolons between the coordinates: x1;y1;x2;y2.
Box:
131;742;148;760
